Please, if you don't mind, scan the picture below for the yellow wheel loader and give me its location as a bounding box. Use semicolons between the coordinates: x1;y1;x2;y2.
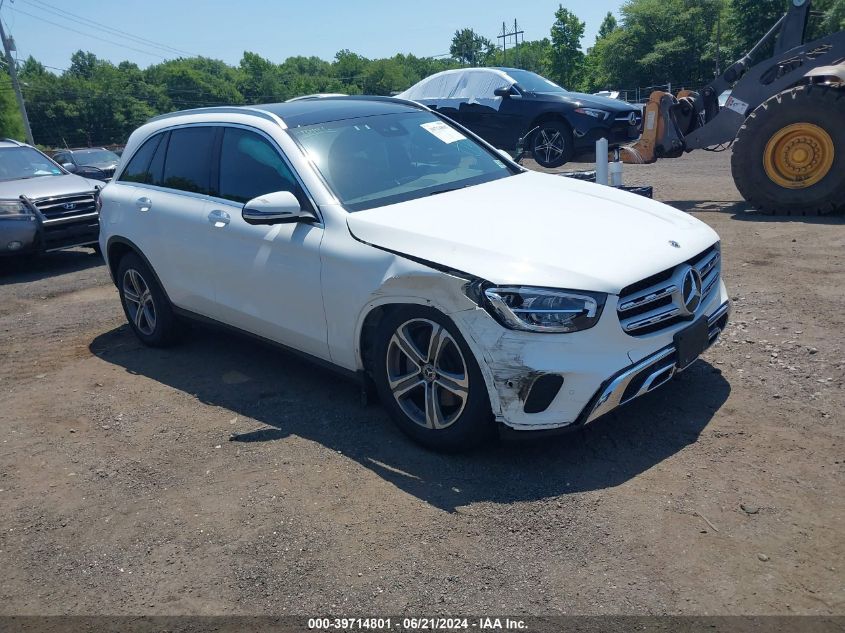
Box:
624;0;845;216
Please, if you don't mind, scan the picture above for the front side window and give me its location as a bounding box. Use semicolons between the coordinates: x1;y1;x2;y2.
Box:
0;147;64;181
218;127;297;203
161;127;215;194
119;135;163;184
505;69;567;94
287;111;515;211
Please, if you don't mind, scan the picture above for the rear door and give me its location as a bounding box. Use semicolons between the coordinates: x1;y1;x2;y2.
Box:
146;126;218;315
202;125;328;360
112;126;217;315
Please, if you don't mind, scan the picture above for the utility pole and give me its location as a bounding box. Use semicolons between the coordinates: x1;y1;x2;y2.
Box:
715;10;722;77
497;19;524;67
0;2;33;145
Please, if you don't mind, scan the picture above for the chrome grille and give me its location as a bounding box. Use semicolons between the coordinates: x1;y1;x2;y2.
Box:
34;192;97;222
617;243;721;336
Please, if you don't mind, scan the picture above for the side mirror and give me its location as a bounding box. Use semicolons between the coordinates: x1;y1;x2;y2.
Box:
494;86;513;97
62;162;77;173
242;190;316;225
496;148;513;161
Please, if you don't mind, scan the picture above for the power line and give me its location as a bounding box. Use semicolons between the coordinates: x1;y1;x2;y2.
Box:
20;0;197;57
7;6;168;59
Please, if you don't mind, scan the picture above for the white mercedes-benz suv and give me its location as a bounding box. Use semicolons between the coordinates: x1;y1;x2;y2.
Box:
99;96;729;451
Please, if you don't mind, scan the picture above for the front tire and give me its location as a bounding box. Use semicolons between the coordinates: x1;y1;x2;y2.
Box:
531;120;574;168
372;306;493;451
116;252;179;347
731;85;845;216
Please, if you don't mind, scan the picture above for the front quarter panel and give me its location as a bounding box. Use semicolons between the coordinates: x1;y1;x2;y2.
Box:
319;204;479;371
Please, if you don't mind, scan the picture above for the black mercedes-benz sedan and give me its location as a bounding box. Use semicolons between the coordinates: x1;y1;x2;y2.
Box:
398;67;642;168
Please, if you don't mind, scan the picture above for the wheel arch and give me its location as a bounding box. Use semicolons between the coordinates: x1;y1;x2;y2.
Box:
106;236;173;304
353;297;503;420
527;111;572;142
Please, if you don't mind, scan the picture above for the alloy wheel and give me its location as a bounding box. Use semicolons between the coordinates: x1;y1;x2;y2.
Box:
385;318;469;430
122;268;157;336
534;127;565;165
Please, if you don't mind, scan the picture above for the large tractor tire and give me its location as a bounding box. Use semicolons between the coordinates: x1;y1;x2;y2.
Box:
731;84;845;216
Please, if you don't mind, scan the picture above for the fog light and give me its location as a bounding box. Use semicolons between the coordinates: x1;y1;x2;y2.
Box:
7;241;22;251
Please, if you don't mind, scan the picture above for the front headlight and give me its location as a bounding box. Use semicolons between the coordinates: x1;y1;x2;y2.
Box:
481;286;606;333
0;200;30;216
574;107;609;120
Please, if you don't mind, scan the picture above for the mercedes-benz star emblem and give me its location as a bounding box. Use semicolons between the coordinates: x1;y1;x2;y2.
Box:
679;267;703;315
628;111;637;126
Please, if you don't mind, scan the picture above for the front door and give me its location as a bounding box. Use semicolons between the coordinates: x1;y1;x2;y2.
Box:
203;126;329;361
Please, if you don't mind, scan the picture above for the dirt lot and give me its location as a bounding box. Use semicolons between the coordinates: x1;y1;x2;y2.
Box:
0;151;843;616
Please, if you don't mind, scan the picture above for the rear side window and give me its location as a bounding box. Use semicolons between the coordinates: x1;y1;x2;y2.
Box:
147;131;169;186
119;135;162;184
218;127;297;203
161;127;215;194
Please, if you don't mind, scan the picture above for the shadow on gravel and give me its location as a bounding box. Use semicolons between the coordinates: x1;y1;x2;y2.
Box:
0;248;102;284
669;199;845;224
91;323;730;512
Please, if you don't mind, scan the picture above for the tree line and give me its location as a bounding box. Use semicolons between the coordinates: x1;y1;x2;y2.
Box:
0;0;842;148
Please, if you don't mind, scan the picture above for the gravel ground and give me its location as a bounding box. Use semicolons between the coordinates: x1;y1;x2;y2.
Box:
0;151;843;616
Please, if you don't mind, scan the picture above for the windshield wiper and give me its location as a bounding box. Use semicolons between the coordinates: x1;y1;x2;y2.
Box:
428;185;467;196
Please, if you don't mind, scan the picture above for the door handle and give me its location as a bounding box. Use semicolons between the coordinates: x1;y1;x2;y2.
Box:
135;197;152;212
207;209;230;227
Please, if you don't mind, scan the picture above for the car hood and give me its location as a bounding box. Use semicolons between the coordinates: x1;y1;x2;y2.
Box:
0;174;99;201
346;171;719;294
531;91;637;113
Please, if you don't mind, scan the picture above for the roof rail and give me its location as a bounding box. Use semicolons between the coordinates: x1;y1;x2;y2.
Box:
314;94;430;111
147;106;284;127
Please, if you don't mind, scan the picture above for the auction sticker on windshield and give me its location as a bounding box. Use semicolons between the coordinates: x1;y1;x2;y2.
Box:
420;121;465;144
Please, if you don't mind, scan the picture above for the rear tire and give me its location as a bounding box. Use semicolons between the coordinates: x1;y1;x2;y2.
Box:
372;306;493;452
731;84;845;216
531;120;574;168
116;252;179;347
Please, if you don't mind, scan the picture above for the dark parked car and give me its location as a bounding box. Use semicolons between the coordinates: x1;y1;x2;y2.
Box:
52;147;121;181
398;67;642;168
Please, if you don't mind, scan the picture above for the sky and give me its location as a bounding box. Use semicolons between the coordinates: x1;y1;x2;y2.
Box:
1;0;627;72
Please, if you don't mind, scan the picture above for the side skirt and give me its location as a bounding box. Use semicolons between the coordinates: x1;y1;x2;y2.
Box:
171;306;362;387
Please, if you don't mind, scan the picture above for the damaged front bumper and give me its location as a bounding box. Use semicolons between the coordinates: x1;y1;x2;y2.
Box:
455;281;730;434
581;300;729;426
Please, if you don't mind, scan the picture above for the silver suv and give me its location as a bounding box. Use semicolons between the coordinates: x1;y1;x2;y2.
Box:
0;138;102;257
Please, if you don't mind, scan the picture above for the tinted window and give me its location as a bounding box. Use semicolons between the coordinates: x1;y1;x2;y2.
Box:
218;127;296;203
119;135;162;184
161;127;215;194
147;131;169;186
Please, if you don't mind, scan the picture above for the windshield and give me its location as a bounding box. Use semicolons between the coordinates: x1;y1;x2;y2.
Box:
0;147;64;181
505;69;567;94
73;149;120;163
287;110;516;211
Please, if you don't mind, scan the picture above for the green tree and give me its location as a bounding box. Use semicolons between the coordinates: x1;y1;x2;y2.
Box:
0;74;24;140
549;5;585;88
450;28;495;66
727;0;786;59
597;12;619;41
